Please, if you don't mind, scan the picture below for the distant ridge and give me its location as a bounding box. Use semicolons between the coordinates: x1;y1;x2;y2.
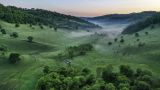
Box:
85;11;157;22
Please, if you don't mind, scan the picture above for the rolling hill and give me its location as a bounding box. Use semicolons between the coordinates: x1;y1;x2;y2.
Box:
122;12;160;34
0;3;100;30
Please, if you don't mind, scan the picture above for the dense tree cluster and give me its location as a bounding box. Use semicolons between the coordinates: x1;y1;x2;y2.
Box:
36;65;160;90
0;3;100;30
122;12;160;34
57;44;93;60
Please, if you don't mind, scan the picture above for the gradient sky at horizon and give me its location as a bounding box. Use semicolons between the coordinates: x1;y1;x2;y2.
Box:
1;0;160;17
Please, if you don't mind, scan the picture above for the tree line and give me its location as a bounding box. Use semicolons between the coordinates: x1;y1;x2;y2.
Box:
0;3;99;30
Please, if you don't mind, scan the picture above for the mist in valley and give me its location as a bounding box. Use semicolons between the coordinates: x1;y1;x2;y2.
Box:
70;20;130;39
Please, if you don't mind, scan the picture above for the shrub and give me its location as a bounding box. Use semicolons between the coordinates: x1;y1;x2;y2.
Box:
114;38;118;42
54;27;57;32
1;29;6;34
8;53;21;64
145;32;149;35
27;36;33;42
108;42;112;46
135;33;139;37
10;32;18;38
15;23;20;27
120;39;124;43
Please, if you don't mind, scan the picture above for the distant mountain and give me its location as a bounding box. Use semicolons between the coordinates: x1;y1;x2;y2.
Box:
0;3;100;29
85;11;157;23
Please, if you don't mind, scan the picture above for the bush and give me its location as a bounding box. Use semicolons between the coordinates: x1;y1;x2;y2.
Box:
145;32;149;35
8;53;21;64
27;36;33;42
15;23;20;27
1;29;6;34
108;42;112;46
10;32;18;38
120;39;124;43
135;33;139;37
114;38;118;42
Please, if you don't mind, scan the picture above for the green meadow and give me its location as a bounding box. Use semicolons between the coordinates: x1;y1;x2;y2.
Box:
0;20;160;89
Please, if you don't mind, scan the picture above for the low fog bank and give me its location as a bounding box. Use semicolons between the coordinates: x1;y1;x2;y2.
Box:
69;20;130;39
70;31;93;37
90;20;130;38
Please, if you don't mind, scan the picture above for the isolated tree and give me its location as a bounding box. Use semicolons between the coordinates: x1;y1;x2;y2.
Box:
49;25;52;28
11;32;18;38
145;32;149;35
137;39;140;42
150;25;155;29
40;25;43;29
8;53;21;64
15;23;20;27
108;42;112;46
120;38;124;43
138;42;145;47
54;27;58;32
135;33;139;37
29;24;32;27
114;38;118;42
1;29;6;34
27;36;33;42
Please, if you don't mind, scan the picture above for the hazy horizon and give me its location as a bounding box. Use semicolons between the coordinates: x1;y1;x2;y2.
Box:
1;0;160;17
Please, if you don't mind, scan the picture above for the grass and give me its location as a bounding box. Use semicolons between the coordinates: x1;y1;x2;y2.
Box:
0;21;160;90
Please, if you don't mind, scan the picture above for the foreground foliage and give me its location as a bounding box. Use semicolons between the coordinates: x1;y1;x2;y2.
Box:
36;65;160;90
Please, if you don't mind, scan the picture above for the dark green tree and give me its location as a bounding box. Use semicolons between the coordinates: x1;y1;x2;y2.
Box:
8;53;21;64
119;65;134;77
15;23;20;27
27;36;33;42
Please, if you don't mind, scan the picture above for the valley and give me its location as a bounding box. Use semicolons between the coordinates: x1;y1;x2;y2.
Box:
0;3;160;90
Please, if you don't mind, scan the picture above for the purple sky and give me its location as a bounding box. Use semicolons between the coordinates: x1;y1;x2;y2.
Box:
1;0;160;17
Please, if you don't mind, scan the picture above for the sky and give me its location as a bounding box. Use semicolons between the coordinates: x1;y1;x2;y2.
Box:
1;0;160;17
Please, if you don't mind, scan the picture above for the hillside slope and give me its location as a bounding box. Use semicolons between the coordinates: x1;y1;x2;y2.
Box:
122;12;160;34
0;4;100;30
